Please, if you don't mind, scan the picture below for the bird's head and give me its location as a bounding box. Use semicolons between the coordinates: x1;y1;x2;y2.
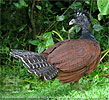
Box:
69;11;91;29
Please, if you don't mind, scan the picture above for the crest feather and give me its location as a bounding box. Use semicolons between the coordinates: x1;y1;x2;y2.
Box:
73;10;91;23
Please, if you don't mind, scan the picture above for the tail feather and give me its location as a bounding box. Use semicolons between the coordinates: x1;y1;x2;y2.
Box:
10;49;58;80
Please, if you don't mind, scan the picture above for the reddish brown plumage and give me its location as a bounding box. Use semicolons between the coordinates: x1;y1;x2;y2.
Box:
42;39;101;83
10;11;101;91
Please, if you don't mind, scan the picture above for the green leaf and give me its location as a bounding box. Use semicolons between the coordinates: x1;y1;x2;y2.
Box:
56;15;65;21
29;32;54;53
68;26;75;33
43;32;54;47
18;24;27;32
85;0;90;4
97;0;109;15
13;3;21;8
0;1;5;4
19;0;28;7
92;18;100;25
14;0;28;8
93;24;103;31
46;38;54;47
28;40;39;46
55;2;64;8
75;26;81;33
38;43;46;53
97;0;109;20
37;35;46;40
98;14;103;21
70;2;82;10
61;26;67;33
36;5;42;10
43;32;52;39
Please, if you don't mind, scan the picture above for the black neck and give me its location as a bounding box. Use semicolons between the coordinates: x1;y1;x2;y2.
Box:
79;28;98;43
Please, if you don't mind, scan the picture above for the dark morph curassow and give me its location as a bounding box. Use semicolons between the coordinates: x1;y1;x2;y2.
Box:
10;11;101;91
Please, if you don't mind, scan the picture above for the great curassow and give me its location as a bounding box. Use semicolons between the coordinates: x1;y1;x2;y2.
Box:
10;11;101;91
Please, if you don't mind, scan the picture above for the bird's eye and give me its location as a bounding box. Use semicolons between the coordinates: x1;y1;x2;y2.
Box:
77;19;80;21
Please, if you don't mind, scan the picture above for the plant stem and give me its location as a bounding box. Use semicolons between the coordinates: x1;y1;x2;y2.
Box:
100;50;109;62
31;0;37;39
52;30;63;41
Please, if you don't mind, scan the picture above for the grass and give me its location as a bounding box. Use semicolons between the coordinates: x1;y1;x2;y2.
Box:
0;77;108;99
0;59;109;100
0;48;109;99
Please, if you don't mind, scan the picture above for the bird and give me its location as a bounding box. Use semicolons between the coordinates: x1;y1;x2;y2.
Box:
10;11;101;91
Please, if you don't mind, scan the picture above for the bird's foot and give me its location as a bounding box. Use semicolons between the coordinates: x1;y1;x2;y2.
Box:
76;81;82;91
70;83;73;89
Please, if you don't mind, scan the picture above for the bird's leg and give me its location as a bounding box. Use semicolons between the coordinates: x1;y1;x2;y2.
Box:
70;83;73;89
76;81;82;91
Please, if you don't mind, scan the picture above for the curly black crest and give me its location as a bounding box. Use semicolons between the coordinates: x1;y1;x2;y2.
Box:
73;10;91;23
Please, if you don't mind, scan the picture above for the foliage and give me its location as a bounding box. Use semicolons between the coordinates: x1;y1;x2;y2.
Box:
0;0;109;99
97;0;109;20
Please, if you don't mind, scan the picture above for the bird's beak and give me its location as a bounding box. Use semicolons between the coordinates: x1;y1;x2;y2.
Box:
69;19;76;25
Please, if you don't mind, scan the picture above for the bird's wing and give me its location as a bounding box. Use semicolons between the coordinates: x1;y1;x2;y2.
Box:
42;40;69;55
57;54;101;83
47;39;101;72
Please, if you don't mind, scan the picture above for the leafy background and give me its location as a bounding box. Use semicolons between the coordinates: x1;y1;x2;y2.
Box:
0;0;109;99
